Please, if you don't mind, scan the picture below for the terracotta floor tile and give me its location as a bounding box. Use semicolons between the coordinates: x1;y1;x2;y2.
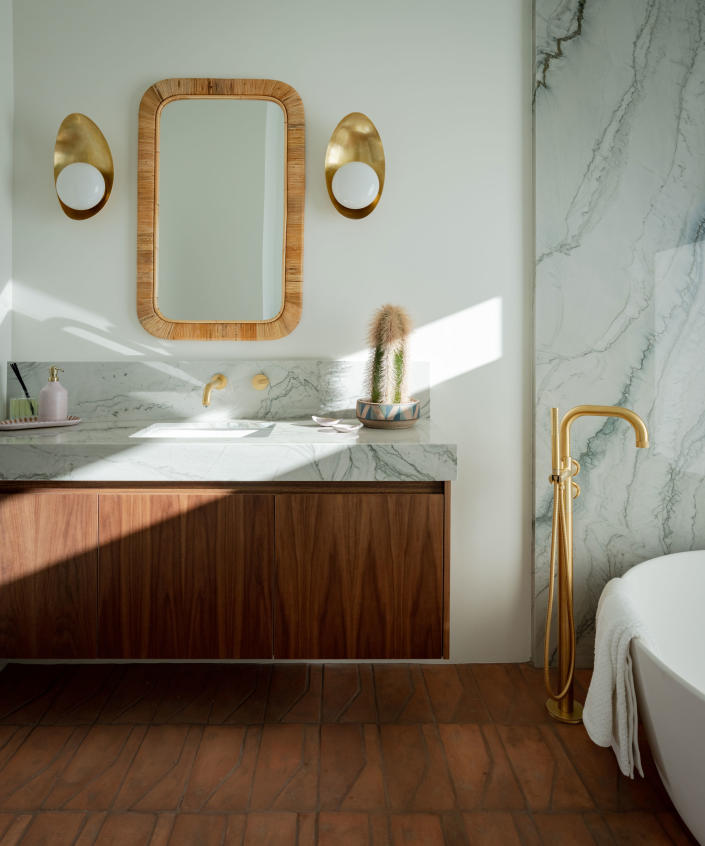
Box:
150;665;214;724
42;723;136;809
150;814;177;845
370;814;391;845
438;724;489;810
390;813;445;845
497;724;593;812
39;665;122;725
113;725;201;811
657;811;699;845
0;725;87;810
92;811;157;844
199;726;261;811
0;814;32;846
0;726;32;772
216;665;272;725
167;813;226;845
582;812;619;846
97;665;168;724
475;725;526;811
511;813;541;845
323;666;378;723
508;664;554;723
242;811;298;844
223;814;247;844
552;722;620;810
380;725;454;811
62;726;146;811
0;662;682;845
373;666;433;723
266;665;322;723
296;812;317;846
532;812;600;845
422;665;489;723
15;812;86;845
438;811;470;846
249;725;319;812
181;725;247;812
318;812;370;845
470;664;517;723
320;725;385;812
604;811;673;844
73;812;108;845
0;665;63;724
463;811;523;845
617;729;672;812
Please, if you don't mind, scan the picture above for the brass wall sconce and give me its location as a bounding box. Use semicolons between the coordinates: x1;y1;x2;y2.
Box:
325;113;384;219
53;113;114;219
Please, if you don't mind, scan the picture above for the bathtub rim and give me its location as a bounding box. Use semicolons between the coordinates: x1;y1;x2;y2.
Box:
624;548;705;704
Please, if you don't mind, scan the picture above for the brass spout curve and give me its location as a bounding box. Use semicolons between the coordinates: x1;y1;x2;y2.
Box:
559;405;649;462
202;373;227;407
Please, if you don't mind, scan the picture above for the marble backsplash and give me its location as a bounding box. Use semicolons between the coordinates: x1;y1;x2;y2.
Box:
534;0;705;664
5;360;430;422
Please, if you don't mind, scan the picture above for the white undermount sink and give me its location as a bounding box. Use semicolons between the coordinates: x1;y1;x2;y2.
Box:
131;421;274;440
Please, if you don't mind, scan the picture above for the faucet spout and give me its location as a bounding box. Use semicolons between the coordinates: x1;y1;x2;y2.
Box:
559;404;649;465
202;373;227;407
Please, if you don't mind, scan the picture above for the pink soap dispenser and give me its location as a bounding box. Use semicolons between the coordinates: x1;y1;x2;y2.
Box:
38;366;68;420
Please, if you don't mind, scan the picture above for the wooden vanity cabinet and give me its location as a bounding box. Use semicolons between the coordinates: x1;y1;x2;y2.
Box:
97;492;274;659
275;492;445;658
0;482;449;660
0;491;98;658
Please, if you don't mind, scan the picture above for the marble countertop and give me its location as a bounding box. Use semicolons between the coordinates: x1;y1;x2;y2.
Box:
0;418;457;482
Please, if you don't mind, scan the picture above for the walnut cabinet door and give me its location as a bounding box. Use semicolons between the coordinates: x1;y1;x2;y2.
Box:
98;492;274;659
274;493;445;659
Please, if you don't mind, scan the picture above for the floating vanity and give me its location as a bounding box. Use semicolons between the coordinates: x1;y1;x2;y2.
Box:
0;362;457;663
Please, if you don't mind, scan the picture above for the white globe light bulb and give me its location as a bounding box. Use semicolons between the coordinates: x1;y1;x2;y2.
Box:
331;161;379;210
56;162;106;211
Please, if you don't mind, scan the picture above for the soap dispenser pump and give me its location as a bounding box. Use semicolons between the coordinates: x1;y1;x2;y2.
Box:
38;366;68;421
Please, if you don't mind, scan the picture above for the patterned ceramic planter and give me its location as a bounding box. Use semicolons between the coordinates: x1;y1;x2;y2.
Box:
356;398;420;429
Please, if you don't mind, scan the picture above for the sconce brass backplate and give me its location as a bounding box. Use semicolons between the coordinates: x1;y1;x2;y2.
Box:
54;113;114;220
325;112;384;219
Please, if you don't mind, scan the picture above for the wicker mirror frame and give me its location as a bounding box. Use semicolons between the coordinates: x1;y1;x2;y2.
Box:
137;78;304;340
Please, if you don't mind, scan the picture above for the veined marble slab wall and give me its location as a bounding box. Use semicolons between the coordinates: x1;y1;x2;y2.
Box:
6;360;430;422
534;0;705;664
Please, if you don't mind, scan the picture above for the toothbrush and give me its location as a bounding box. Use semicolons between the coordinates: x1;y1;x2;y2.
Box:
9;363;36;416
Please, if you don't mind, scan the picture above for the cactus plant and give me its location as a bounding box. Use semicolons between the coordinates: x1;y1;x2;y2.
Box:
366;304;411;404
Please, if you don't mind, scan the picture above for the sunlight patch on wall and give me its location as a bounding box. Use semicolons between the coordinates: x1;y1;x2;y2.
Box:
343;298;503;391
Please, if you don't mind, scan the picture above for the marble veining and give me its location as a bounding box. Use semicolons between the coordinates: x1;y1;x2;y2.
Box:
6;361;430;422
535;0;705;664
0;419;456;483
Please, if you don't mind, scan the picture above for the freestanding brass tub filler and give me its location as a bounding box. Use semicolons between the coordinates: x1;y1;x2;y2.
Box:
543;405;649;724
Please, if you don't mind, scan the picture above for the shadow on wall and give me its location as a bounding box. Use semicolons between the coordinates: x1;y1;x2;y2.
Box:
9;280;503;393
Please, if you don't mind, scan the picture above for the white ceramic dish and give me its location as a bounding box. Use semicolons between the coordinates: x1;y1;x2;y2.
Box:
0;415;81;431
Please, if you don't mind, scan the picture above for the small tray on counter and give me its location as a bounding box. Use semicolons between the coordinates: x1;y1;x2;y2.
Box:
0;415;81;431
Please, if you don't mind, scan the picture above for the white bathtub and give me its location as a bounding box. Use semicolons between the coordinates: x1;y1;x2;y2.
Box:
623;551;705;845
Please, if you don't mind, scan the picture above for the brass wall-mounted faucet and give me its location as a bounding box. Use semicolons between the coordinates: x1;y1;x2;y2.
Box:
202;373;227;407
544;404;649;724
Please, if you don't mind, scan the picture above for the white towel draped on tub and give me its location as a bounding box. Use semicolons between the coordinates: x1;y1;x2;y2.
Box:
583;577;652;778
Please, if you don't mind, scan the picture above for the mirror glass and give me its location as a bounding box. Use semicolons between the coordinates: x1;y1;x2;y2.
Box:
157;98;285;322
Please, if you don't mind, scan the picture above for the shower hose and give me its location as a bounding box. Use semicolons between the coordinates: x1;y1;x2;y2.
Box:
543;467;578;702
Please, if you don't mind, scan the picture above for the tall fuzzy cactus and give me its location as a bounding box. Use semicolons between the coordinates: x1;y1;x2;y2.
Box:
367;304;411;404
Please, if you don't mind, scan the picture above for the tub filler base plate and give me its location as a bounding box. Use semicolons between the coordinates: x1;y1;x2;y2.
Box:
546;698;584;724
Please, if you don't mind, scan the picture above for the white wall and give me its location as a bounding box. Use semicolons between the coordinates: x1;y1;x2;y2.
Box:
0;0;11;414
10;0;533;661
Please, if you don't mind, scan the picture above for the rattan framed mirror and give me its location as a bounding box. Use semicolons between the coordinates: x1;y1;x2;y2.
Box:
137;78;304;340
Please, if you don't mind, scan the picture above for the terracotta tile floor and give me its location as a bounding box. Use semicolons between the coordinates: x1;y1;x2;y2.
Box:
0;662;696;845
